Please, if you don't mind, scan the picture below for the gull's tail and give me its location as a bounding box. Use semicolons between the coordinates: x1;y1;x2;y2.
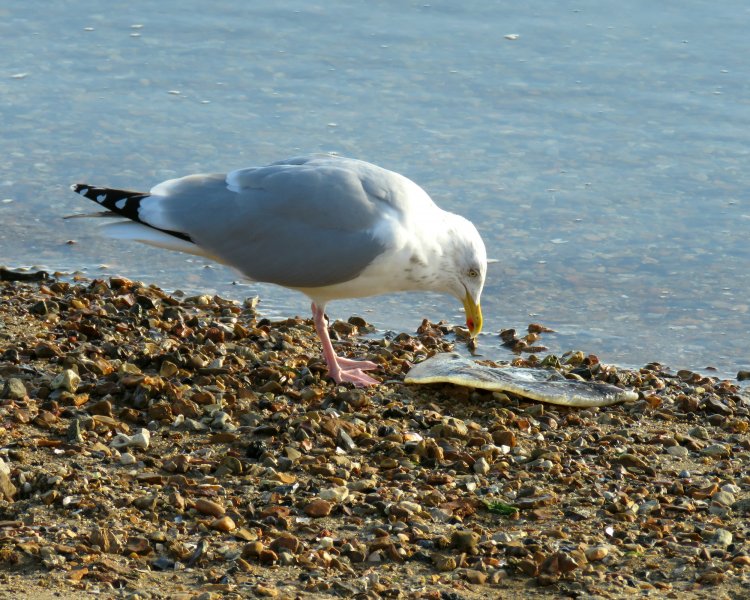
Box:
70;183;194;244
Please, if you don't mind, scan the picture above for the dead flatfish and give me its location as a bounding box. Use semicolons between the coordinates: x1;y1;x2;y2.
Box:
404;352;637;407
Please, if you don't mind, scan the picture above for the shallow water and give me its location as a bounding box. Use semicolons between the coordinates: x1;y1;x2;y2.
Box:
2;1;749;378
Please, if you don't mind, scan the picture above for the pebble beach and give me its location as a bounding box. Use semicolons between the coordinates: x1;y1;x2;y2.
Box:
0;270;749;599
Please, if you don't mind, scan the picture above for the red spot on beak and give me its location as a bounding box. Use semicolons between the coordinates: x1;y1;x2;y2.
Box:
467;318;474;331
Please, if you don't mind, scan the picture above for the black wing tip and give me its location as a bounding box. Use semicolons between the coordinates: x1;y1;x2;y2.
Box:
71;184;148;207
71;184;108;200
69;184;194;244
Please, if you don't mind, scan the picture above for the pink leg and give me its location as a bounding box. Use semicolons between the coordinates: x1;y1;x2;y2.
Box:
311;303;380;386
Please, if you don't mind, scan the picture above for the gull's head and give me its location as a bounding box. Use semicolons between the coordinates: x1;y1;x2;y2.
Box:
443;215;487;338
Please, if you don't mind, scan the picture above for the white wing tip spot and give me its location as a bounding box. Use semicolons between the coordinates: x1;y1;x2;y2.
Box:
96;194;107;203
115;199;127;210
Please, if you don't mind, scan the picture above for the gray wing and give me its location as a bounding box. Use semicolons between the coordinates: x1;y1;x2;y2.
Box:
141;155;412;288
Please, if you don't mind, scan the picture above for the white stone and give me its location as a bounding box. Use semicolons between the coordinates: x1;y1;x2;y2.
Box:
120;452;137;466
51;369;80;393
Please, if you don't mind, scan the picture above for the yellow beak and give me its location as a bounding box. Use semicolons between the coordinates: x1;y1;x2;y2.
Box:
462;293;483;338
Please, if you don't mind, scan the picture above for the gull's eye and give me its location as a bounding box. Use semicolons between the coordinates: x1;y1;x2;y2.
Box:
467;268;480;279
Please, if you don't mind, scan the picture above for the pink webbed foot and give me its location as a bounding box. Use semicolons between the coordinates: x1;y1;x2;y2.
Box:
327;356;380;387
334;356;379;371
310;302;381;386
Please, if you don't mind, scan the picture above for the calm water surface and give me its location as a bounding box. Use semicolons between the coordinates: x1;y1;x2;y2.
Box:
2;1;749;378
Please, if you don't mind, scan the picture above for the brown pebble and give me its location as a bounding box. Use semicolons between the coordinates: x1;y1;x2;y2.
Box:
88;526;123;554
88;399;113;417
194;498;225;517
259;548;279;564
431;553;457;572
585;546;609;562
517;558;538;576
464;569;488;584
304;498;333;518
148;402;174;421
491;429;516;447
159;360;179;377
254;584;279;597
270;534;301;554
451;530;480;553
210;516;236;532
0;471;18;502
242;541;264;559
235;557;253;572
126;536;151;554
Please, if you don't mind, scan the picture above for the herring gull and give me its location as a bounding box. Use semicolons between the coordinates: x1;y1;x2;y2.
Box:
71;154;487;386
